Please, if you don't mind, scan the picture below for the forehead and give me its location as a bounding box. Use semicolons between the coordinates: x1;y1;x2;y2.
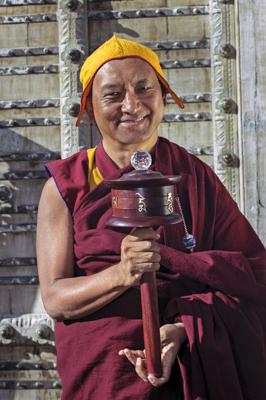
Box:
93;58;159;88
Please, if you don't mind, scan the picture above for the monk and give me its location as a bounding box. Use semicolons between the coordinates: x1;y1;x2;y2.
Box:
37;36;266;399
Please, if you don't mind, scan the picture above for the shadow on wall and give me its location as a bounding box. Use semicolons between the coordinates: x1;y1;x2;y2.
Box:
0;127;60;316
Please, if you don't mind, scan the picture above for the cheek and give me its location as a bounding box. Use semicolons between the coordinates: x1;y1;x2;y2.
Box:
94;104;119;125
152;98;165;120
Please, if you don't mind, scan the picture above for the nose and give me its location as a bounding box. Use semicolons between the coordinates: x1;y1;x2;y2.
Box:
121;90;140;114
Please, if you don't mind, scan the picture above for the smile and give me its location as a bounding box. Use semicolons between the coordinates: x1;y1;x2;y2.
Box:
119;116;148;125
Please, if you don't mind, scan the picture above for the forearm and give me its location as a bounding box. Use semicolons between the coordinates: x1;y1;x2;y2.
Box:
42;262;128;320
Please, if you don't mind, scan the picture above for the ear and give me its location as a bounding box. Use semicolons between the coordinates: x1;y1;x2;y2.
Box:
85;99;95;122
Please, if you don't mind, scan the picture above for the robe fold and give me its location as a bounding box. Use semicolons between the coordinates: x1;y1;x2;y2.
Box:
46;137;266;400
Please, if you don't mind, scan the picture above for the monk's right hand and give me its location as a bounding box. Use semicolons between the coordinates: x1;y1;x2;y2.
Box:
118;228;161;287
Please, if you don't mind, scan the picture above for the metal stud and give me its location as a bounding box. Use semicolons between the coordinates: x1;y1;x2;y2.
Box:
175;115;183;121
35;324;51;340
0;185;13;202
34;381;44;388
219;43;236;59
194;113;202;120
68;102;80;117
219;152;240;167
68;48;82;63
218;98;238;114
188;146;213;156
66;0;80;11
196;94;204;101
0;323;15;340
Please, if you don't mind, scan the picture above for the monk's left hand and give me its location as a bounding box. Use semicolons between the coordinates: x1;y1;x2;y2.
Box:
118;322;187;387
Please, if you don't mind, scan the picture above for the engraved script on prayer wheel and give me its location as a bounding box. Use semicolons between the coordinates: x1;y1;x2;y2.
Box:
104;151;182;378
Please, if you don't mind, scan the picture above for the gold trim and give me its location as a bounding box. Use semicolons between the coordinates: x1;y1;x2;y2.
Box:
136;193;147;213
167;192;174;213
112;196;118;208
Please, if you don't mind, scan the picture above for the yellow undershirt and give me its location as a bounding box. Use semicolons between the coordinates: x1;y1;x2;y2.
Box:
87;147;104;191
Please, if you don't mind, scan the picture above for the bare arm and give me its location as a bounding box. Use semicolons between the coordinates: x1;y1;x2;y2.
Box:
36;178;160;320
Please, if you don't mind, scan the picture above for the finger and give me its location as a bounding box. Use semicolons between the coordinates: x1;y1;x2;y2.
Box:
118;349;145;366
132;241;161;253
134;262;161;273
131;251;161;264
148;358;172;386
148;374;168;387
130;228;160;241
135;357;148;382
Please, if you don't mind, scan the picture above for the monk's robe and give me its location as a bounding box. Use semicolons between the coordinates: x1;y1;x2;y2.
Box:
46;137;266;400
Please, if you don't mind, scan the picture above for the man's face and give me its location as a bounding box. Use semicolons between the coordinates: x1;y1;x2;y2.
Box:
89;58;165;150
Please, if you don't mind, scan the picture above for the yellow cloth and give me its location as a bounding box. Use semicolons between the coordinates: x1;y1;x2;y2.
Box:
87;147;103;191
76;35;184;125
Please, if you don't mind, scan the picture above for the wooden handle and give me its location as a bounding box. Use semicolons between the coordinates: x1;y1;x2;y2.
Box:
140;271;162;377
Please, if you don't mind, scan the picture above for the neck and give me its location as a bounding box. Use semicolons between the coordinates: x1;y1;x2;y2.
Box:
102;137;158;168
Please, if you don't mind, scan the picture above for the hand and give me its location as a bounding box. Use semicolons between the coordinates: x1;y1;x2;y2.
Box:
118;228;161;287
118;322;187;386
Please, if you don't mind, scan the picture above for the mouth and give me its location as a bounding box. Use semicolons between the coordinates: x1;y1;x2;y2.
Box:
118;115;149;127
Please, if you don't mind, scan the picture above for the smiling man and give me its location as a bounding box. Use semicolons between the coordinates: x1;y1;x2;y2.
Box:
37;36;266;400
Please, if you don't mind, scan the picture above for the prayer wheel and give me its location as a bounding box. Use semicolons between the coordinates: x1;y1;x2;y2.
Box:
104;151;182;378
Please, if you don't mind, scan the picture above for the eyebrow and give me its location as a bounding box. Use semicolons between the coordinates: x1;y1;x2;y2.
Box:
101;84;121;91
101;78;152;92
136;79;150;85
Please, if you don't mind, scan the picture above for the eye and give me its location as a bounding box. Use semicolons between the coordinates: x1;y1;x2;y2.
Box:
137;85;152;93
105;92;121;98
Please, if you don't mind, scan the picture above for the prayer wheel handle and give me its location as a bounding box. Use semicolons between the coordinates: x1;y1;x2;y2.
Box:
140;270;162;377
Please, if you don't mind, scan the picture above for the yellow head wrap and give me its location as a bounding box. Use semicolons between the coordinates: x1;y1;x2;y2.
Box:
76;35;184;125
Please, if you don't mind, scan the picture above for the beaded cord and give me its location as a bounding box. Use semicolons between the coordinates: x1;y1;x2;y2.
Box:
176;196;196;253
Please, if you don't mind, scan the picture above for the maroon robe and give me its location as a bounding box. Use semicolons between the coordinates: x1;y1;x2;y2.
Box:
46;137;266;400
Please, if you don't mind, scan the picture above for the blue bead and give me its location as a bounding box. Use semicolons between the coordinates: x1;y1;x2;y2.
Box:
183;234;196;250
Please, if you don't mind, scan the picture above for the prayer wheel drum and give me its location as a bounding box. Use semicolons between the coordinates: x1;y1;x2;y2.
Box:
104;151;182;378
106;172;182;227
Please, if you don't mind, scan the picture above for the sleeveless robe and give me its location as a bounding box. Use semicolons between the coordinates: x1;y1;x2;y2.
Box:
46;137;266;400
